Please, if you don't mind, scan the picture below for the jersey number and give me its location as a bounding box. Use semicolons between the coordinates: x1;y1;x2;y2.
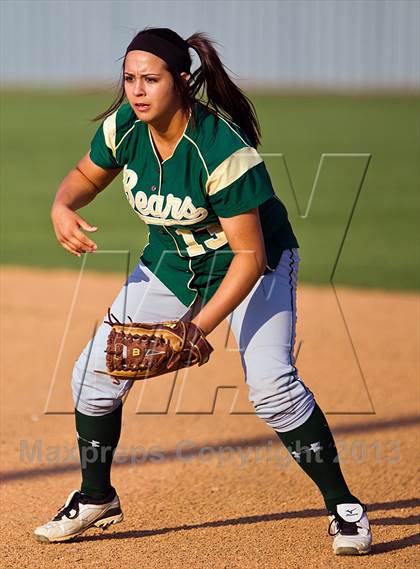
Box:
175;225;228;257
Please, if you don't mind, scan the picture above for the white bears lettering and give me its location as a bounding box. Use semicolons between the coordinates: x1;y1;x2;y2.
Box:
123;166;208;226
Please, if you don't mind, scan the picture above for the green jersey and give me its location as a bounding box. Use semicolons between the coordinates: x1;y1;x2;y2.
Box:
89;100;298;307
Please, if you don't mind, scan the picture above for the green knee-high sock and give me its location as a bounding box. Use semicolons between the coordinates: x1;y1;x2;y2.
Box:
275;403;360;512
75;403;122;500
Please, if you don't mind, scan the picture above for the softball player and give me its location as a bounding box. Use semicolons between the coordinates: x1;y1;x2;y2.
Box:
34;28;372;555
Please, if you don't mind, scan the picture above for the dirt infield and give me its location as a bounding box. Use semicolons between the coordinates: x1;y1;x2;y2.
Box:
1;267;419;568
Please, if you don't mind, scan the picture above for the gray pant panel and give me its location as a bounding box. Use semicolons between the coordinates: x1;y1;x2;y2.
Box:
227;248;315;432
72;262;193;415
72;249;315;431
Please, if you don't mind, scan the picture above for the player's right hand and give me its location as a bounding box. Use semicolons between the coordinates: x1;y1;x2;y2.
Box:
51;204;98;258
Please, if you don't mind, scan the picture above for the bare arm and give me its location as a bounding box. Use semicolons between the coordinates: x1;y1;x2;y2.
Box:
51;153;121;257
190;208;267;335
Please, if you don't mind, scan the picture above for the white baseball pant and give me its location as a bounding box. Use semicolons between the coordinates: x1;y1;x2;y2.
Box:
72;248;315;432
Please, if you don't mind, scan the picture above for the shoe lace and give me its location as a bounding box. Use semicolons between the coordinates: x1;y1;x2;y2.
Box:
328;514;360;536
52;491;87;521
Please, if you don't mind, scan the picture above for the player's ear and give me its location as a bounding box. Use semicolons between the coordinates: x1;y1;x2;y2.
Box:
180;71;190;83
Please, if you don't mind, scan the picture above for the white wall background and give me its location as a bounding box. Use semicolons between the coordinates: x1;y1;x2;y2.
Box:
1;0;419;89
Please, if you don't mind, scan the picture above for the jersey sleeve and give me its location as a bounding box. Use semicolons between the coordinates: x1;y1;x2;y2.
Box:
89;112;120;169
205;147;274;217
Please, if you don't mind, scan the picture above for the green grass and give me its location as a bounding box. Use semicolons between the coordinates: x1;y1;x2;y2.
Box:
1;89;419;290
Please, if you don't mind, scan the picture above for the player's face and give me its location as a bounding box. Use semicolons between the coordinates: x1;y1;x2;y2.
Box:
124;50;186;124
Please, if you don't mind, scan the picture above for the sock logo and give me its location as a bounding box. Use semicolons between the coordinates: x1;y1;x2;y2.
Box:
291;441;322;459
76;432;101;448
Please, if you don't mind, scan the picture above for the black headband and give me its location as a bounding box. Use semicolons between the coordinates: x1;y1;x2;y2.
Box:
125;29;192;74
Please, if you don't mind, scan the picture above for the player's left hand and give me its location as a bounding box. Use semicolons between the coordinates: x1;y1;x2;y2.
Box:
96;311;214;381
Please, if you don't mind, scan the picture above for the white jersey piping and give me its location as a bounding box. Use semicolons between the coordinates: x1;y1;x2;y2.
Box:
115;119;141;153
214;112;250;147
183;135;210;178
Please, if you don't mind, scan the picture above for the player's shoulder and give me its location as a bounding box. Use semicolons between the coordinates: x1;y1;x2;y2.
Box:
116;102;138;130
101;103;139;147
186;101;257;175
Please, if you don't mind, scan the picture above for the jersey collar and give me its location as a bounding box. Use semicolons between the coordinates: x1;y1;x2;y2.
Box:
147;106;193;165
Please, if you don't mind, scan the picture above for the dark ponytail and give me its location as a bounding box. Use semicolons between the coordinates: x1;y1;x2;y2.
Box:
94;30;261;148
185;32;261;148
